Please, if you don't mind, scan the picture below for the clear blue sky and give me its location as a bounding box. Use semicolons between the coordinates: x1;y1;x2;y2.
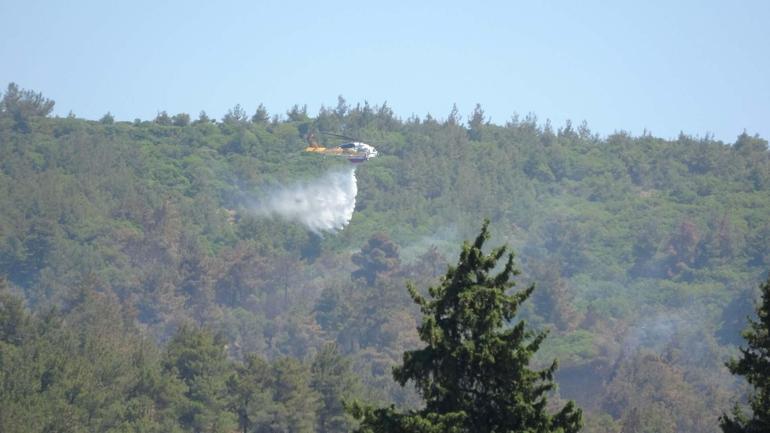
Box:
2;0;768;142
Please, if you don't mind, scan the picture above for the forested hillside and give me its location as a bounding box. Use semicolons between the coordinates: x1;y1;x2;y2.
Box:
1;84;769;432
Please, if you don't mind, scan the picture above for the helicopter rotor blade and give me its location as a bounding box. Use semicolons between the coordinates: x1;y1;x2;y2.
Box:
321;132;359;142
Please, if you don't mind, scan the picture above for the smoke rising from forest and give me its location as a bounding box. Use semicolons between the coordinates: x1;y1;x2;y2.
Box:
251;167;358;233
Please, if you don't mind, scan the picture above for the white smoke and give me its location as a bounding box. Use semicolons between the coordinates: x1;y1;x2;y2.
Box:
252;167;357;233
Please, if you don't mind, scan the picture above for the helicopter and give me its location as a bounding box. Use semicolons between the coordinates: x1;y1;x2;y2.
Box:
304;132;378;163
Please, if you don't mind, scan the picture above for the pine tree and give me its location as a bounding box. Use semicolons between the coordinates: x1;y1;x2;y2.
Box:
154;110;172;125
0;276;27;345
349;220;582;433
223;104;248;125
468;103;485;141
172;112;191;126
272;357;320;433
251;104;269;124
164;325;236;433
312;343;360;433
720;275;770;433
351;234;400;286
228;354;277;433
0;82;55;132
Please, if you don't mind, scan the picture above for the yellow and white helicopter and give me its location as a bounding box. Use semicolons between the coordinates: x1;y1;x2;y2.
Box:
304;132;378;163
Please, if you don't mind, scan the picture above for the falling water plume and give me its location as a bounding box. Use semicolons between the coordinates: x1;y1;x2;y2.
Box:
252;167;357;233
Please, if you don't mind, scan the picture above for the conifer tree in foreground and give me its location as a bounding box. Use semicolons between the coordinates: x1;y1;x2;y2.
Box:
349;220;582;433
720;275;770;433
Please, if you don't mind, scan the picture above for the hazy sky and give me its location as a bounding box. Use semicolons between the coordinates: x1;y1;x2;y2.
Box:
2;0;768;142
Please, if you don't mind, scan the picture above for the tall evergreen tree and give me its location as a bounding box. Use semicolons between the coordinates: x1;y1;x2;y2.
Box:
154;110;172;125
351;234;400;286
468;103;485;141
312;343;360;433
0;276;27;345
349;220;582;433
228;354;277;433
272;357;320;433
251;104;269;124
720;275;770;433
164;325;236;433
0;82;55;132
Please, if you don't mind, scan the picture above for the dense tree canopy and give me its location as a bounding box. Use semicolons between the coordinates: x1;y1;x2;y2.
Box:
0;83;769;432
